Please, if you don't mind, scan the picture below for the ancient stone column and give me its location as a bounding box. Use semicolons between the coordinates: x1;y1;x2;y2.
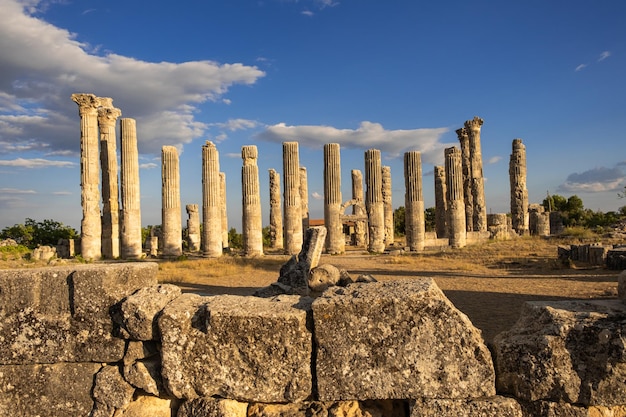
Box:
365;149;385;253
445;147;466;248
71;93;102;260
382;166;394;246
456;127;474;232
465;116;487;232
351;169;367;247
220;172;229;249
242;145;263;257
161;146;182;257
269;169;284;250
119;118;142;259
324;143;344;254
283;142;303;254
300;167;310;233
404;151;425;251
509;138;529;235
186;204;200;252
97;100;122;259
201;141;222;258
434;165;448;239
529;204;550;237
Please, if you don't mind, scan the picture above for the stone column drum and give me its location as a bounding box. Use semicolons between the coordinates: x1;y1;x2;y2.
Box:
119;118;143;259
382;166;394;246
269;169;284;250
465;116;487;232
365;149;385;253
186;204;201;252
283;142;303;255
509;138;529;235
71;93;102;260
300;167;310;233
456;127;474;232
434;165;448;239
323;143;344;254
98;101;122;259
404;151;425;251
161;146;182;257
220;172;229;250
242;145;263;257
529;204;550;237
202;141;222;258
445;147;466;248
351;169;367;247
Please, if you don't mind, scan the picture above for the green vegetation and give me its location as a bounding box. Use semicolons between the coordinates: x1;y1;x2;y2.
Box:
394;206;437;236
0;218;78;249
543;193;626;230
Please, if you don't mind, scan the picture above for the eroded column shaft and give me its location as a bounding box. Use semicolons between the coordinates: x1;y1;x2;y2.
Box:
161;146;182;257
119;118;142;259
434;165;448;239
186;204;200;252
351;169;367;247
220;172;229;249
202;141;222;258
365;149;385;252
465;116;487;232
382;166;394;245
445;147;466;248
509;138;529;235
404;151;425;251
456;127;474;232
242;145;263;256
283;142;303;254
300;167;310;233
269;169;284;250
324;143;344;254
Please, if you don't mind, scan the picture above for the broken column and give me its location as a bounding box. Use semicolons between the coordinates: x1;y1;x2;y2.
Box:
201;141;222;258
382;166;394;246
323;143;344;254
269;169;284;250
445;147;466;248
283;142;303;255
509;138;529;235
456;127;474;232
365;149;385;253
220;172;229;250
404;151;425;251
300;167;310;233
465;116;487;232
119;118;143;259
98;100;122;259
186;204;200;252
351;169;367;247
434;165;448;239
529;204;550;237
71;93;102;260
242;145;263;257
161;146;182;257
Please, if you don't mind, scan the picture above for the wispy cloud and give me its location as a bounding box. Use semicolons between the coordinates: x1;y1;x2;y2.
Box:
0;187;36;194
139;162;158;170
598;51;611;61
311;191;323;200
255;121;453;164
575;64;587;72
0;158;75;168
214;119;261;131
558;166;626;193
52;191;72;195
487;156;502;164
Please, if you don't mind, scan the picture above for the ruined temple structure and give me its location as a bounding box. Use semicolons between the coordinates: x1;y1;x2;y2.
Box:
268;169;284;250
161;146;182;257
465;116;487;232
365;149;385;253
202;141;222;258
382;166;394;246
119;118;143;259
529;203;550;237
351;169;367;247
445;146;466;248
404;151;425;251
283;142;303;255
242;145;263;257
323;143;344;254
456;127;474;232
186;204;200;252
434;165;448;239
220;172;229;250
300;167;310;233
509;138;529;235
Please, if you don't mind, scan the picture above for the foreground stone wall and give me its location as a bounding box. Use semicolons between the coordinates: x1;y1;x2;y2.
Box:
2;262;626;417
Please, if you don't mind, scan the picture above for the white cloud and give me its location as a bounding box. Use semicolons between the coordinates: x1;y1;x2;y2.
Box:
311;191;323;200
487;156;502;164
598;51;611;61
0;0;265;156
558;166;626;193
0;187;36;194
0;158;75;168
225;152;241;159
255;121;453;164
139;162;158;170
575;64;587;72
52;190;72;195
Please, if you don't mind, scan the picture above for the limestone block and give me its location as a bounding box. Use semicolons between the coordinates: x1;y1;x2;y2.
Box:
178;398;248;417
123;340;160;365
115;395;178;417
159;293;313;402
114;284;181;340
0;362;101;416
410;396;522;416
312;279;495;401
309;263;341;292
248;400;406;417
518;400;626;417
607;248;626;270
124;357;163;395
32;245;56;261
93;365;136;410
493;299;626;406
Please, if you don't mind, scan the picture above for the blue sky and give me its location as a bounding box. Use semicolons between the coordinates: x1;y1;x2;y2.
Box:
1;0;625;232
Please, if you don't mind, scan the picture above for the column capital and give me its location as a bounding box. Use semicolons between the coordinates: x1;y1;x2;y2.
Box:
97;106;122;126
455;127;469;141
71;93;100;115
464;116;484;132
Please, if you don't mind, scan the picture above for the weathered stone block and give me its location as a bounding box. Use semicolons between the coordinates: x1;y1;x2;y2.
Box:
494;299;626;406
93;364;136;410
178;398;248;417
115;395;178;417
159;293;313;402
618;270;626;300
312;279;495;401
518;400;626;417
308;263;341;292
410;396;522;416
247;400;407;417
0;362;101;416
607;248;626;270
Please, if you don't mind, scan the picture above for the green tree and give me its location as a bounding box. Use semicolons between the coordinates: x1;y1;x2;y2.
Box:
228;227;243;249
425;207;436;232
0;218;77;248
393;206;405;236
262;226;271;247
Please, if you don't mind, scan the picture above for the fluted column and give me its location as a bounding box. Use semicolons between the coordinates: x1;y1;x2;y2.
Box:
161;146;182;257
283;142;303;254
404;151;425;251
509;138;529;235
382;166;394;245
324;143;344;254
269;169;284;250
365;149;385;253
220;172;229;249
434;165;448;239
351;169;367;247
300;167;310;233
98;100;122;259
456;127;474;232
119;118;142;259
202;141;222;258
186;204;200;252
71;93;102;260
242;145;263;256
445;147;466;248
465;116;487;232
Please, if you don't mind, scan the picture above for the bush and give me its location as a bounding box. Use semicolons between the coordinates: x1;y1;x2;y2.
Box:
0;218;78;249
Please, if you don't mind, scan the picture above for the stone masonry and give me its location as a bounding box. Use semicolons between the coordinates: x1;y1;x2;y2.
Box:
365;149;385;253
509;138;529;235
351;169;367;247
456;127;474;232
186;204;200;252
465;116;487;232
382;165;394;246
445;147;466;248
324;143;344;254
283;142;303;254
202;141;222;258
434;165;447;239
404;151;425;251
119;118;143;259
269;168;284;250
242;145;263;257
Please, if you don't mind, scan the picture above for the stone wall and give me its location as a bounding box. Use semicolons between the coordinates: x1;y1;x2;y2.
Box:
2;262;626;416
